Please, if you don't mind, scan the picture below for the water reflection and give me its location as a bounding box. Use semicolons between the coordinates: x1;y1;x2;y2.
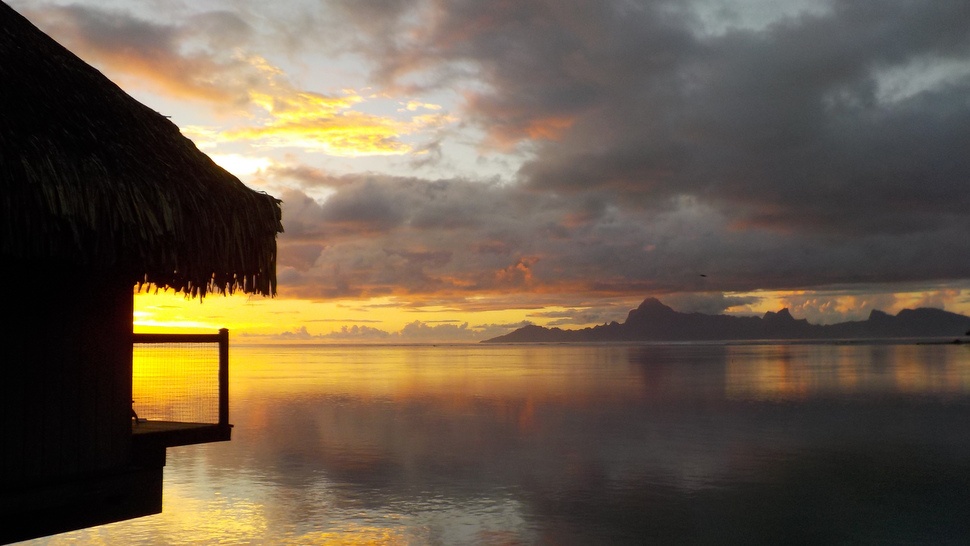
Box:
719;343;970;401
24;343;970;545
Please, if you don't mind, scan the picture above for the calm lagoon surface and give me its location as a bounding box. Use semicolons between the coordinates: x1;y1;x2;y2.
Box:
20;341;970;545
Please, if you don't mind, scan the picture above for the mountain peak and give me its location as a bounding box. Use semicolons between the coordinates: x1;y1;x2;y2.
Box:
625;298;676;325
637;297;673;312
868;309;891;321
763;308;794;321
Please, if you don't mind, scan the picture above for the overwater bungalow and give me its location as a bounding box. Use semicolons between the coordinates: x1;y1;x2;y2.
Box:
0;1;282;542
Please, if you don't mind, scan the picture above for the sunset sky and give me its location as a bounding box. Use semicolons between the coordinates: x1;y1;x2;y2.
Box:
13;0;970;342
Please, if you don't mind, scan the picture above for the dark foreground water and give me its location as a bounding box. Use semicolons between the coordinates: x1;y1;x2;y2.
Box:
21;341;970;545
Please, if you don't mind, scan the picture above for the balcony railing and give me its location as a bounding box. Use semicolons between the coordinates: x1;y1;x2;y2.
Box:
131;328;231;448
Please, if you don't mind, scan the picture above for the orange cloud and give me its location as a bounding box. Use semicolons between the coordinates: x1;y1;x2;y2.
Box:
462;91;577;150
495;257;539;287
524;115;576;140
481;114;578;151
96;49;239;104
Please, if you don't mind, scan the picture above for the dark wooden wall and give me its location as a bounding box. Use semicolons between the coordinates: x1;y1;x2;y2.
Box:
1;262;133;487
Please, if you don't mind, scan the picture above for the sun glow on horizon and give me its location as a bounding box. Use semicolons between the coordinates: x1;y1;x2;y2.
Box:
133;290;587;343
133;284;970;343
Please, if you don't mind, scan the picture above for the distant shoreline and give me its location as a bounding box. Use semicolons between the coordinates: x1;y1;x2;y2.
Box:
226;336;970;348
483;298;970;344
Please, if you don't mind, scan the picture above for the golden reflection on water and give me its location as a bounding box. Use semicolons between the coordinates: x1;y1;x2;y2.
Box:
725;343;970;401
229;344;643;405
24;342;970;545
277;529;414;546
227;343;970;408
161;489;268;542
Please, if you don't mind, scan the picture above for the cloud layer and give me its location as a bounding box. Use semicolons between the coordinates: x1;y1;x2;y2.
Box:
290;0;970;310
16;0;970;329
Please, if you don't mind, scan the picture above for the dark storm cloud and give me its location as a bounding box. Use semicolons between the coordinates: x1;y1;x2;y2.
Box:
272;165;970;304
273;174;569;298
522;1;970;235
263;0;970;319
663;293;762;316
330;0;970;242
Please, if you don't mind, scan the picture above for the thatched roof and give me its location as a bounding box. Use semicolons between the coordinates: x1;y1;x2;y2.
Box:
0;1;282;298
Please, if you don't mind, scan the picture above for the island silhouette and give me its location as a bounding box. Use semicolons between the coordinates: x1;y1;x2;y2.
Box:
483;298;970;343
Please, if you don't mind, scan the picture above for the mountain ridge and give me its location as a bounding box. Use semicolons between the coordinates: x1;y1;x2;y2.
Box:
482;298;970;343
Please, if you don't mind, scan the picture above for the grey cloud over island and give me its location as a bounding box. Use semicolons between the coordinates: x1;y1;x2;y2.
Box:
275;0;970;313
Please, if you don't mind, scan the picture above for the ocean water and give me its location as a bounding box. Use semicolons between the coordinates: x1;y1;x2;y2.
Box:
20;341;970;545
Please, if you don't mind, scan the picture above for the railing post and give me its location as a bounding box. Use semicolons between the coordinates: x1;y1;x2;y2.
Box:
218;328;229;427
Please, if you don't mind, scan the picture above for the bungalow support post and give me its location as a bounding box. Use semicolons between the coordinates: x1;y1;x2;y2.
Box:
219;328;229;427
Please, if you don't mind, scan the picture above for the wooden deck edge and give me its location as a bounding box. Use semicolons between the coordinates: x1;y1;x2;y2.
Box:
132;421;233;450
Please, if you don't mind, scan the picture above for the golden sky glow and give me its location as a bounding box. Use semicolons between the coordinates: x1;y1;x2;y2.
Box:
133;285;970;344
133;290;555;343
229;89;410;156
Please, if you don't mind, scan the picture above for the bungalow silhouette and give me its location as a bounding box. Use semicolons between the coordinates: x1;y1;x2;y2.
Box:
0;2;282;543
